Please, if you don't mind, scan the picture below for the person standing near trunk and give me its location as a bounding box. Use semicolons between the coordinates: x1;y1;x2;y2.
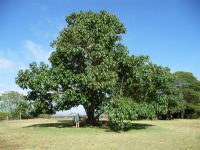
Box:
75;113;80;128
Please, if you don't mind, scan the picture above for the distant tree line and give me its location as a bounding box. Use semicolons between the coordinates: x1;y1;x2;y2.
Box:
175;72;200;119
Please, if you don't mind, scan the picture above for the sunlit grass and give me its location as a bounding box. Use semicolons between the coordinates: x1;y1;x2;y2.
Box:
0;118;200;150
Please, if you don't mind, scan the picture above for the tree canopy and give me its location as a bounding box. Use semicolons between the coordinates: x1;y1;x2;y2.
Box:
16;10;184;129
0;91;24;113
0;91;30;119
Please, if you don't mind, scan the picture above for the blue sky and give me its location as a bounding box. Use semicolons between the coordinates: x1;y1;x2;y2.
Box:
0;0;200;94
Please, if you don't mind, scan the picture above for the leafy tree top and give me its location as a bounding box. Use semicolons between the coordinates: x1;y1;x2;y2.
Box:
15;10;184;126
0;91;24;113
175;71;199;87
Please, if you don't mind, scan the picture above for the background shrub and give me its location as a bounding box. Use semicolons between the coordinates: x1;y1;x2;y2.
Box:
38;114;51;119
0;112;7;120
105;97;138;131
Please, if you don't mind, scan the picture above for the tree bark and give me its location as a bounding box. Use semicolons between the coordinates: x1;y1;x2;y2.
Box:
86;105;96;125
166;111;173;120
19;112;22;120
181;110;184;119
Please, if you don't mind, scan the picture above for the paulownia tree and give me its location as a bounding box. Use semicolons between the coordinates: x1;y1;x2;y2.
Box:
16;10;127;124
16;10;184;128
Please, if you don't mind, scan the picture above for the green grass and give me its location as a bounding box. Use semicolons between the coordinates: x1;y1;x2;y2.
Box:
0;118;200;150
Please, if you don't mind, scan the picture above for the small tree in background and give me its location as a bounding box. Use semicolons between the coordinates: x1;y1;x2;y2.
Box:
175;71;200;118
0;91;26;119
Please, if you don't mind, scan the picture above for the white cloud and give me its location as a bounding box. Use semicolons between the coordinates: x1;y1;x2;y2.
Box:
24;40;51;62
0;58;13;70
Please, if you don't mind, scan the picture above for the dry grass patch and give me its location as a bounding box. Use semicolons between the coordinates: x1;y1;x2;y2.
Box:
0;119;200;150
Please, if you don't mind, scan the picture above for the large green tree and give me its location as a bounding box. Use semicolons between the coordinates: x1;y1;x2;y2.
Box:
16;10;126;124
16;11;184;127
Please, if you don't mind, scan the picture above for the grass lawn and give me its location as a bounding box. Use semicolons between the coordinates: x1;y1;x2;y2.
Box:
0;118;200;150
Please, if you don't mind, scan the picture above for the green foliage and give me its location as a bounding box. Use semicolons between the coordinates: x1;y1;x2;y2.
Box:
182;88;200;103
0;112;8;120
16;10;127;124
0;91;33;119
0;91;25;119
16;62;55;115
0;91;24;111
175;71;199;88
136;103;156;119
50;11;127;122
184;103;200;119
15;10;184;129
115;54;185;118
175;71;200;118
105;97;137;131
105;97;161;130
13;100;34;119
38;114;51;119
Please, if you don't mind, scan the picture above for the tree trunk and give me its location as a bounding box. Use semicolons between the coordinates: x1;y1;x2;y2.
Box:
166;111;172;120
86;105;96;125
19;112;22;120
181;110;184;119
177;113;180;119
